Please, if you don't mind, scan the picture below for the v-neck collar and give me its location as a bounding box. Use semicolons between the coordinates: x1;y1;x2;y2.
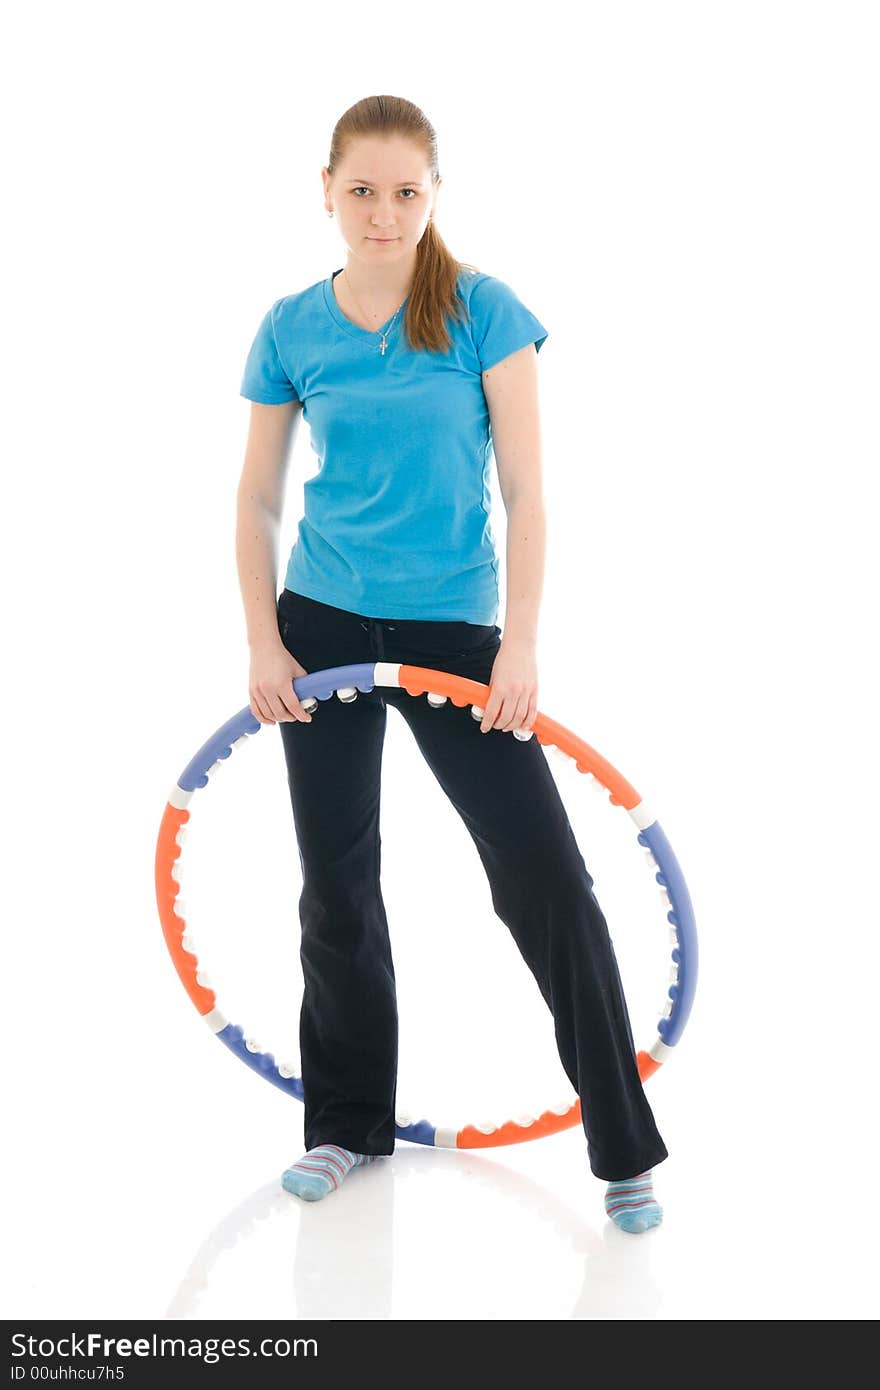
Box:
322;267;408;345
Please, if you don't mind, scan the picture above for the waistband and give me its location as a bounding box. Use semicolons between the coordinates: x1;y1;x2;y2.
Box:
278;587;497;638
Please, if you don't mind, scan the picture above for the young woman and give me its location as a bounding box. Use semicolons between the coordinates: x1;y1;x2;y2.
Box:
237;95;667;1233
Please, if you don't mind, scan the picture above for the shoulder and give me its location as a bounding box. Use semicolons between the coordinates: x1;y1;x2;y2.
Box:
456;268;510;310
455;269;541;328
454;268;548;370
267;275;325;325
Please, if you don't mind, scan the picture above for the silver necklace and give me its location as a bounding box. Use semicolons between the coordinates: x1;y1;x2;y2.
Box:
342;269;407;355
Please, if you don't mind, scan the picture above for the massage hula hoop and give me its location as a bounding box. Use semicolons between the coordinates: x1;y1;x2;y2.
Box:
155;660;698;1149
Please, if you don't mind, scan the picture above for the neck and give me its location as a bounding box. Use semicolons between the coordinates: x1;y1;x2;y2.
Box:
339;252;417;303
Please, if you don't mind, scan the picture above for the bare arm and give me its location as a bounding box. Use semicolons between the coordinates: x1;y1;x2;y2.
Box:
236;399;302;651
481;343;546;647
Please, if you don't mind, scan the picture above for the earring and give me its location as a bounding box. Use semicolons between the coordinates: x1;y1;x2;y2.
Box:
327;211;334;218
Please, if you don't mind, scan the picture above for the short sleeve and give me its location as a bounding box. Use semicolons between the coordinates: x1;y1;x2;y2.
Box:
471;275;549;372
240;299;298;404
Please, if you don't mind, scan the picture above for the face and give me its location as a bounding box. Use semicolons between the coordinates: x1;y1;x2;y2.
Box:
323;134;439;263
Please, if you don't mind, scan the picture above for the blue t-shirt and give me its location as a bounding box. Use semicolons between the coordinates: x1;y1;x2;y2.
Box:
240;266;548;623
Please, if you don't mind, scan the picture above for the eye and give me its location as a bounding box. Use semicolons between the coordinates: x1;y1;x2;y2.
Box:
352;187;417;199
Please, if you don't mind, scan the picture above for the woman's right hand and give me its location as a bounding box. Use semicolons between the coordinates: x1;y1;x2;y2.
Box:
249;639;313;725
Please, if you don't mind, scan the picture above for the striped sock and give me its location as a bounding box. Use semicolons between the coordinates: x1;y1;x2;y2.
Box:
604;1169;663;1233
281;1144;380;1201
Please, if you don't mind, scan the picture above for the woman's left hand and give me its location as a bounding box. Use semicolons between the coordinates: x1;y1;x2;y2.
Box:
480;636;538;734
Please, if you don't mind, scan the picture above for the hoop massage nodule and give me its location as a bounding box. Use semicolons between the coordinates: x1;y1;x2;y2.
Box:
154;661;698;1149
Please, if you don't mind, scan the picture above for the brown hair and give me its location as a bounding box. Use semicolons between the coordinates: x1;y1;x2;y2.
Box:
327;95;478;354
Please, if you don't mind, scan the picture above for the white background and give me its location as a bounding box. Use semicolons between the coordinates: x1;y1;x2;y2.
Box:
3;0;878;1322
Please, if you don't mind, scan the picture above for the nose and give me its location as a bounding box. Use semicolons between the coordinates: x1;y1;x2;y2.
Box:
371;202;398;227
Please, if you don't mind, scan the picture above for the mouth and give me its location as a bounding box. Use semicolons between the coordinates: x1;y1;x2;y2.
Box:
369;237;399;243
